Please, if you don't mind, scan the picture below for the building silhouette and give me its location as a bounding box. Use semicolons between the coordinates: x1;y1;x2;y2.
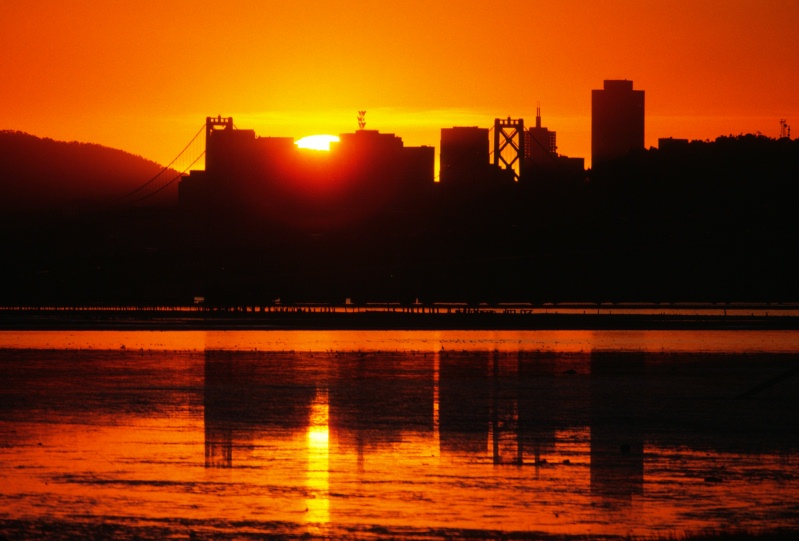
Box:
524;107;585;179
439;126;492;186
180;116;434;230
336;129;434;210
592;80;645;166
657;137;689;151
525;105;557;165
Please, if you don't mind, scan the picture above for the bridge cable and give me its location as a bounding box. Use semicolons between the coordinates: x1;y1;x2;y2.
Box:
113;124;205;202
125;150;206;206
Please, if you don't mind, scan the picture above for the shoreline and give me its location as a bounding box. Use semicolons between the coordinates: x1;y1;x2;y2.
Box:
3;307;799;331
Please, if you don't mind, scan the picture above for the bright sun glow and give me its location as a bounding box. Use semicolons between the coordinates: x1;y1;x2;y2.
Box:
295;134;340;151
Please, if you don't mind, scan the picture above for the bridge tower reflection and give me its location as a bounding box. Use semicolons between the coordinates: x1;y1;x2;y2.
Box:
202;349;644;507
437;351;573;467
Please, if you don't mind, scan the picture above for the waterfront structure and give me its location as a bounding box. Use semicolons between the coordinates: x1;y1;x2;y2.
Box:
591;80;645;166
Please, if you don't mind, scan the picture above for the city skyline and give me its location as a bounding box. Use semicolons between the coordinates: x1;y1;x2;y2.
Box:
2;0;797;169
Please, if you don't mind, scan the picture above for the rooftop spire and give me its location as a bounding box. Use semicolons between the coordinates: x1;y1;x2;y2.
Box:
536;101;542;128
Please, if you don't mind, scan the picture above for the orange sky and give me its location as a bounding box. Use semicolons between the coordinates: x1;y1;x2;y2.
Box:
2;0;798;169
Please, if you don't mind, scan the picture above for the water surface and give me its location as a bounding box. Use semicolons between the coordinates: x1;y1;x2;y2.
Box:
1;330;798;539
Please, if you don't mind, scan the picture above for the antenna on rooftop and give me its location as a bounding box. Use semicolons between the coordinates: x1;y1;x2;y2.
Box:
536;101;542;128
358;110;367;130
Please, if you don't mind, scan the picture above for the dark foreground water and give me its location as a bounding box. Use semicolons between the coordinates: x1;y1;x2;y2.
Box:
1;331;798;540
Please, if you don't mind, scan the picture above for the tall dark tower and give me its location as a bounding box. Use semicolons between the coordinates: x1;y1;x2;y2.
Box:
525;104;557;165
591;80;644;167
440;127;490;185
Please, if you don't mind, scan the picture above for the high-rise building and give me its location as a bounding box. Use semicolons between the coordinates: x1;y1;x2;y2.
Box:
591;80;644;166
439;127;490;185
522;107;585;181
180;117;433;228
525;105;557;166
336;129;434;209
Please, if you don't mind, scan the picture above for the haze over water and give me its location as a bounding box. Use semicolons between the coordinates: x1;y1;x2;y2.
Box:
1;330;798;539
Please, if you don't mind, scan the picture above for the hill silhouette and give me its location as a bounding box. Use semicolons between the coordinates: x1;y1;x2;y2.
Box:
0;130;177;212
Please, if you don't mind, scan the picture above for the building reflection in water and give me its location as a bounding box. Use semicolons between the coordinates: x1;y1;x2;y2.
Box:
328;352;436;471
589;351;645;502
202;349;594;471
493;352;572;466
203;351;315;468
203;349;596;467
2;343;796;538
438;352;490;456
201;348;796;516
437;351;589;468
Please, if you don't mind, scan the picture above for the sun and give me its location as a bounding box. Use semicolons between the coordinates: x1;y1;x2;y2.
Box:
295;134;340;151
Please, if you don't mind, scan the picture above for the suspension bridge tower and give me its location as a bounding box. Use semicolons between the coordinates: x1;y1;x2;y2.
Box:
205;116;234;171
493;117;525;182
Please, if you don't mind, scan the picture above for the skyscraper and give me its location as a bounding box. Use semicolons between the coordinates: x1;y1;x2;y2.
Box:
439;127;490;185
591;80;645;166
525;105;557;166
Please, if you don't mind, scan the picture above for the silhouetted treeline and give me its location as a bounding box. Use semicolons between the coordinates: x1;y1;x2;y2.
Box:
1;134;798;305
0;131;177;211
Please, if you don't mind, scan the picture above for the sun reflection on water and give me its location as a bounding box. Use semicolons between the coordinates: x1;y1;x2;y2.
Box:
305;388;330;531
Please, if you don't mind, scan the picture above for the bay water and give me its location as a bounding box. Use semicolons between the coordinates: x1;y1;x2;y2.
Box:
1;330;798;539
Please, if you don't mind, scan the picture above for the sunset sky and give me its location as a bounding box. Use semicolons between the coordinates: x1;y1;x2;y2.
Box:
2;0;798;169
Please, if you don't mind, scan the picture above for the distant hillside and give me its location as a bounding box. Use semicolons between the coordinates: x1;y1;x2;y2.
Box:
0;130;179;211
